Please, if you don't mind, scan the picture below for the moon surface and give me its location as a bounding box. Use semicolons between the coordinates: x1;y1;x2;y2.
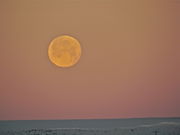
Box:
48;35;81;68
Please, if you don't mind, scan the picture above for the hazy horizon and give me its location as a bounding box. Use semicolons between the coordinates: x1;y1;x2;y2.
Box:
1;116;180;121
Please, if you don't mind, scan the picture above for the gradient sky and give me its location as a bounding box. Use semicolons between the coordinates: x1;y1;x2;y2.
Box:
0;0;179;120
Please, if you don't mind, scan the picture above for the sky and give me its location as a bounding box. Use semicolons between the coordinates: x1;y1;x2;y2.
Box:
0;0;179;120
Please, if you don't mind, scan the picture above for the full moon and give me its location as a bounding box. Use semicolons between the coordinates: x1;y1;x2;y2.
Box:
48;35;81;68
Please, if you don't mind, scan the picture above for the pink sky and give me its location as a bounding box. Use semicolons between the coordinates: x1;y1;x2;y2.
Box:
0;0;179;120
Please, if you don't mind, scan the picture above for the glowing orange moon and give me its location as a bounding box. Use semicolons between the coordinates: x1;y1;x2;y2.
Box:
48;35;81;68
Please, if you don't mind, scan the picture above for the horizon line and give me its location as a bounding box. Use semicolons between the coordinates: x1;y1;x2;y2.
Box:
1;116;180;121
